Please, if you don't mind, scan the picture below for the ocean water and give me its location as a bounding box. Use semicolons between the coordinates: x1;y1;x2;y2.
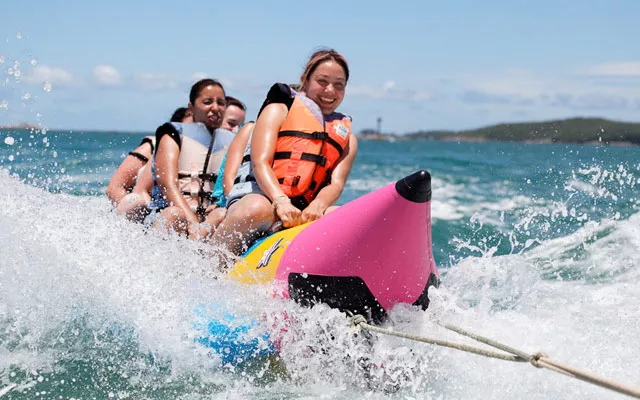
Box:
1;128;639;399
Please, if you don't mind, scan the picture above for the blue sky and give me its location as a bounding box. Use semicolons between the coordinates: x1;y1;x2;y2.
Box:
2;0;640;134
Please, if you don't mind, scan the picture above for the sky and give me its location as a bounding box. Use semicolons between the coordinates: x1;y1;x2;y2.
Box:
1;0;640;134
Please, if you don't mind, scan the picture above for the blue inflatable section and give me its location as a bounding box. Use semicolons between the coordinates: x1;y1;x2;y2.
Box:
192;304;277;366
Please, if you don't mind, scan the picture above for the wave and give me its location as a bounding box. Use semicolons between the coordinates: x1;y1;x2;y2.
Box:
1;166;639;398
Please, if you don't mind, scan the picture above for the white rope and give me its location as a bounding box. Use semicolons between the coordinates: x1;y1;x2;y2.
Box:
350;315;640;399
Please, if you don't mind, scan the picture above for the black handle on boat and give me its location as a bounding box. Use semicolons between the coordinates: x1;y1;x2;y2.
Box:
395;170;432;203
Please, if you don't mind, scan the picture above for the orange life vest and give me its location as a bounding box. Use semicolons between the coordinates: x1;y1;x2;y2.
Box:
272;94;351;205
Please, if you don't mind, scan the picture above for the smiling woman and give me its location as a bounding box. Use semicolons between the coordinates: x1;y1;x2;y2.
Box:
212;48;358;255
150;78;234;239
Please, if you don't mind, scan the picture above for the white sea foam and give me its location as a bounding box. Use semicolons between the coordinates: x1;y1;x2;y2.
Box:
433;211;640;399
1;166;639;399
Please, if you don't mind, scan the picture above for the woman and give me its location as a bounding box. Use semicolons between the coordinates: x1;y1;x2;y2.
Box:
114;107;193;221
213;49;358;255
220;96;247;133
152;79;234;239
106;107;192;207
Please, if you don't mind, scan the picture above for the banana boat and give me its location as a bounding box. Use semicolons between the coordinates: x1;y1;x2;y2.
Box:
196;170;440;365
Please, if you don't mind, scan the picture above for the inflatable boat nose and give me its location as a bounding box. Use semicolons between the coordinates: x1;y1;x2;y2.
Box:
395;170;432;203
272;169;439;324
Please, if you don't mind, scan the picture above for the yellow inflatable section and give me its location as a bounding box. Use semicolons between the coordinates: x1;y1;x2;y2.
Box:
227;224;308;285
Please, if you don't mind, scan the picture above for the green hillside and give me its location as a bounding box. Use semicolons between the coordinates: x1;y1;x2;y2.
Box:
396;118;640;145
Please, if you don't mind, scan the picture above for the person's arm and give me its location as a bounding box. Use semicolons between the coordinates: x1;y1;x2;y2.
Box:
154;134;199;225
222;122;254;196
251;104;288;199
131;163;154;195
251;103;303;227
300;134;358;224
105;141;153;205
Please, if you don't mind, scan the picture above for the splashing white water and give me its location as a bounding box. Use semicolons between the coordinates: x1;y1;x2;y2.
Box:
1;167;639;399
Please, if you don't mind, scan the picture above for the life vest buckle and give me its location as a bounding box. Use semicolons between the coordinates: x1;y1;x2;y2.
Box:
312;131;328;140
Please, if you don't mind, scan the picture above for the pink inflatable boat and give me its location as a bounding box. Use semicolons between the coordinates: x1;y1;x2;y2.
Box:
228;170;440;324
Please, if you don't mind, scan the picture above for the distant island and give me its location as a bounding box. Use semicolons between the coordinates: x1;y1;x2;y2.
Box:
0;123;42;131
3;117;640;146
358;117;640;146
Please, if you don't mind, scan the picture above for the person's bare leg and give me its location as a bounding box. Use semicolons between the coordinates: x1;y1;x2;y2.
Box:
193;206;227;241
154;206;188;235
211;194;276;255
116;192;151;222
205;207;226;230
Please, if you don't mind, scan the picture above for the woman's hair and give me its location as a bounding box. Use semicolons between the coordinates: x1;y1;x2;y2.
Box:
170;107;189;122
300;48;349;89
225;96;246;111
189;78;225;104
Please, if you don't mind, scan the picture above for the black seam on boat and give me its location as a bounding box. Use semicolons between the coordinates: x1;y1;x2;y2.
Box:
288;272;440;325
288;274;388;325
412;272;440;310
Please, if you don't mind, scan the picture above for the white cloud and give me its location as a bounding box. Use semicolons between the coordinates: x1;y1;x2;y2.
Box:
578;62;640;78
349;80;434;101
409;91;435;101
22;65;74;86
188;72;234;90
382;80;396;91
461;65;640;110
460;67;640;111
350;80;395;98
93;65;121;86
466;69;548;99
191;72;209;81
219;77;233;89
133;72;178;90
549;92;629;110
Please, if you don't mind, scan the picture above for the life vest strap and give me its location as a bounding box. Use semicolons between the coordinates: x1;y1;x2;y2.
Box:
177;172;218;182
233;153;255;184
278;130;345;156
234;175;257;185
277;176;302;187
274;151;327;167
278;130;328;140
181;190;218;203
128;151;149;163
140;137;155;152
276;176;319;189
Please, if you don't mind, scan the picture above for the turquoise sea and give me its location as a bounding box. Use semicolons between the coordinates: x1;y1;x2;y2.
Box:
1;128;639;399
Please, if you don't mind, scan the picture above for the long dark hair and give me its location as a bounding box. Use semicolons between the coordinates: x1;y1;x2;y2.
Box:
170;107;189;122
189;78;225;104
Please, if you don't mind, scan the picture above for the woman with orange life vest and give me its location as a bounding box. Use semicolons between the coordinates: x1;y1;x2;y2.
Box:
213;49;358;255
152;79;234;239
